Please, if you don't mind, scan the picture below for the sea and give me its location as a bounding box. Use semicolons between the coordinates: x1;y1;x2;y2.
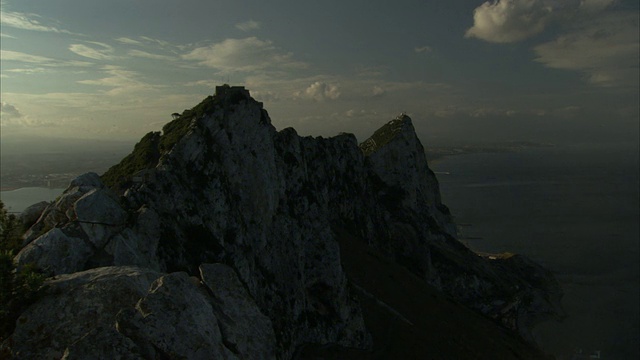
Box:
0;187;64;214
430;142;639;360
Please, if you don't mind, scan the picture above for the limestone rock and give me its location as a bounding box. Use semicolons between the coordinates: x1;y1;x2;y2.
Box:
19;201;49;229
200;263;276;359
8;266;163;359
69;171;104;190
73;188;127;248
115;272;236;359
14;228;92;275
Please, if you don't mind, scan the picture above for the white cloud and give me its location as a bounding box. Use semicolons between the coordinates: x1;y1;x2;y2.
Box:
0;50;92;67
5;67;48;75
1;32;16;38
128;49;175;61
414;46;432;53
465;0;553;43
355;65;388;78
1;50;55;64
115;37;143;45
372;86;385;97
182;37;307;72
77;66;159;95
465;0;617;43
251;90;280;102
534;13;639;87
236;20;261;32
69;42;115;60
345;109;378;118
0;8;75;34
294;82;341;101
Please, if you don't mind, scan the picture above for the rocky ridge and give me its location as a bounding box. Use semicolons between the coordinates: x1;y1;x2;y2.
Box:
5;85;562;359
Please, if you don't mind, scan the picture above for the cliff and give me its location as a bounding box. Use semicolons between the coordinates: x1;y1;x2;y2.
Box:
4;85;562;359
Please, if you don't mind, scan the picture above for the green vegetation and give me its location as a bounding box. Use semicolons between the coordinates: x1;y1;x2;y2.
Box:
101;132;162;190
101;95;220;191
160;95;216;151
1;201;46;342
0;201;22;252
359;117;406;156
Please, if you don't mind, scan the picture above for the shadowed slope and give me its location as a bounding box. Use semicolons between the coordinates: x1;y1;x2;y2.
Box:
296;226;553;359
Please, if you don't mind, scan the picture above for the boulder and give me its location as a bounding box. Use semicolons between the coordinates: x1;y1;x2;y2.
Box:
14;228;93;275
19;201;49;229
116;272;237;359
7;266;163;359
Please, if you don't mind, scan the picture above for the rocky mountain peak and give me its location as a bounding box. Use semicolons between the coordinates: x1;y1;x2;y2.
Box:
5;87;563;359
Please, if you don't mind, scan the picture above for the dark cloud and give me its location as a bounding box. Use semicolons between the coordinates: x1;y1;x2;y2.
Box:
1;101;23;119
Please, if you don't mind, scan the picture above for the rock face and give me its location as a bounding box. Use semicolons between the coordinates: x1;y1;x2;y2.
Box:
5;85;562;359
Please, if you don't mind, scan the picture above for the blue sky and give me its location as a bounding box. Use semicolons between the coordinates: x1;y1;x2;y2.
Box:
1;0;638;145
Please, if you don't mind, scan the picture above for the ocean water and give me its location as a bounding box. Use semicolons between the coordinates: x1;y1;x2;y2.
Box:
430;143;640;359
0;187;65;214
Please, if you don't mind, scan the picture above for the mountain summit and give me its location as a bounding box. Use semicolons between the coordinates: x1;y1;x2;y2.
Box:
6;85;562;359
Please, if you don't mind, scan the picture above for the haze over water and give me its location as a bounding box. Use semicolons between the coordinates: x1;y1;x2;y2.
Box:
431;143;640;359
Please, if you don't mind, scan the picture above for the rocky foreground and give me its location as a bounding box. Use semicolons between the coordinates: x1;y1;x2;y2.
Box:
4;86;563;359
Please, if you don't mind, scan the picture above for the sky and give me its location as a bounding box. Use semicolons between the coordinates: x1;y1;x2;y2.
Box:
1;0;638;148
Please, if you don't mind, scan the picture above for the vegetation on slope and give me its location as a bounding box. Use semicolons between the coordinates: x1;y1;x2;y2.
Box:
101;94;219;190
101;131;162;190
359;116;407;156
159;95;216;152
0;201;45;344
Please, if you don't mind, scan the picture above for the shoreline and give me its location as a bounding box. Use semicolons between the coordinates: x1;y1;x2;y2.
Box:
1;187;20;192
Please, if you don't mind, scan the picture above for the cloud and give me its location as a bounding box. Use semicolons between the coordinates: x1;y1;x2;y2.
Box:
128;49;175;61
115;37;143;45
1;32;16;38
465;0;553;43
0;50;93;67
1;50;55;64
534;13;639;87
0;100;60;128
69;42;115;60
372;86;385;97
4;67;47;75
414;46;432;53
345;109;378;118
236;20;261;32
77;66;159;95
0;7;75;34
465;0;617;43
580;0;615;13
294;82;341;101
251;90;280;102
355;65;388;78
1;101;23;119
139;36;173;48
182;37;307;72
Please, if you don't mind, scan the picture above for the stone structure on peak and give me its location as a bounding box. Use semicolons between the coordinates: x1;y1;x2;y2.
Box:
3;87;563;359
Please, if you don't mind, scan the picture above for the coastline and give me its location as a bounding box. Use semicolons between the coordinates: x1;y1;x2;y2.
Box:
1;187;65;213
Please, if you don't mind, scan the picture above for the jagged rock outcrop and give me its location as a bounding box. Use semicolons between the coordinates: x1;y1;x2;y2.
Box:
5;85;562;359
